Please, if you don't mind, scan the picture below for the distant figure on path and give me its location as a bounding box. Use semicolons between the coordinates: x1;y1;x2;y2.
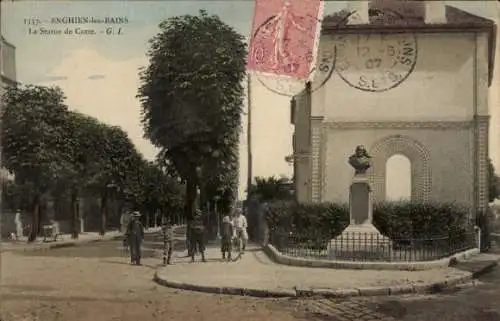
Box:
220;214;233;261
125;211;144;265
190;209;206;263
120;211;131;234
14;210;23;239
162;216;174;265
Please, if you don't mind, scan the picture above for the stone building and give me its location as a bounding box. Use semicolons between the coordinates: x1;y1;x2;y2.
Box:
291;0;496;215
0;0;18;238
0;0;16;92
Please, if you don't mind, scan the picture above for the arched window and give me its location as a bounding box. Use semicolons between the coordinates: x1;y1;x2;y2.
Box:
385;154;411;201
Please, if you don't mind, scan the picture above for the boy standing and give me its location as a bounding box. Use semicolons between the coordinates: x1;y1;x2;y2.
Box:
161;216;174;265
220;214;233;261
190;209;206;262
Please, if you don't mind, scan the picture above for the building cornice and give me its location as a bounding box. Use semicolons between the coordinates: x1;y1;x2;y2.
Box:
322;120;477;130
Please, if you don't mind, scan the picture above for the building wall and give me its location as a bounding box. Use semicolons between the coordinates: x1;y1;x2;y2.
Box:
298;31;491;210
291;87;312;202
322;125;474;205
489;5;500;170
1;39;16;82
313;33;478;121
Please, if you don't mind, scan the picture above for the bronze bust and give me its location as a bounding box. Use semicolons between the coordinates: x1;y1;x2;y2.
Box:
348;145;372;175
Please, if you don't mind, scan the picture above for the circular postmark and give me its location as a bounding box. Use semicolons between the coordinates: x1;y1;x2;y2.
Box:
249;7;354;97
251;9;360;97
333;9;418;92
334;33;417;92
254;44;336;97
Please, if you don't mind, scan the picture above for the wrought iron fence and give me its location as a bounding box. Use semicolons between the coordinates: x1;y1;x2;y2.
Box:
269;229;478;262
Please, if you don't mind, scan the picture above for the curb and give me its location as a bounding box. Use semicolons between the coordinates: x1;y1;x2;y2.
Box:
264;244;480;271
3;227;183;253
1;234;123;253
153;273;296;298
153;260;498;299
29;234;122;252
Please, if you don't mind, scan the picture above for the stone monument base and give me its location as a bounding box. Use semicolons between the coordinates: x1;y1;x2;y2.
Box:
329;223;392;260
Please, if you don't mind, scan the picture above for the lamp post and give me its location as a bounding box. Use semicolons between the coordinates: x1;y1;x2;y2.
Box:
246;73;253;206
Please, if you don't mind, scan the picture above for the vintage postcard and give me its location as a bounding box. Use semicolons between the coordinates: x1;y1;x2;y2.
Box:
1;1;499;320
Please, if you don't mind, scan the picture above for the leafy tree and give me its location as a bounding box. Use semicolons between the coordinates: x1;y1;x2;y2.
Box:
87;124;145;235
200;130;240;212
55;111;105;238
137;161;183;225
2;179;33;213
488;158;500;202
249;176;294;202
2;85;73;242
138;9;247;223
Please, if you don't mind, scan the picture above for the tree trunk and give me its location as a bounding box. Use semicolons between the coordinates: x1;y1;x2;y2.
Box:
185;176;198;222
185;175;198;256
99;193;107;236
27;194;41;243
71;191;79;239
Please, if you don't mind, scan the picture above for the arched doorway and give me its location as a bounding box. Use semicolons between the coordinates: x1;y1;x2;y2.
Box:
385;154;411;201
368;135;431;202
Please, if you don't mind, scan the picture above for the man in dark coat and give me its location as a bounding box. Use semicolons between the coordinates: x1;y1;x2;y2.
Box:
190;209;206;262
125;211;145;265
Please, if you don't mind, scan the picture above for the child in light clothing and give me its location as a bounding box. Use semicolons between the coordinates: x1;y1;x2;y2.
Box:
232;209;248;252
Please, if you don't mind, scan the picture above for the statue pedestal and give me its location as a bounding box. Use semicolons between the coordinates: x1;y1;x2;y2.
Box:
330;175;391;259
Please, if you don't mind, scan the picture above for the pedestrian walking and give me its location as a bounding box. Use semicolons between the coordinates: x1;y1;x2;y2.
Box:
162;216;174;265
124;211;145;265
232;208;248;253
190;209;206;262
220;214;233;261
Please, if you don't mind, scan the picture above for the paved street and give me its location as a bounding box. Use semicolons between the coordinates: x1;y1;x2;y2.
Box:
297;253;500;321
3;232;500;321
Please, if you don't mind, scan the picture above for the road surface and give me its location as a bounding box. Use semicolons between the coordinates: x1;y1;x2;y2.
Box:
2;232;500;321
0;232;309;321
297;253;500;321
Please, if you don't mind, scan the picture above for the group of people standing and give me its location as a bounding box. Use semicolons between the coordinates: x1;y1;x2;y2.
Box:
187;207;249;262
220;208;248;261
122;207;249;265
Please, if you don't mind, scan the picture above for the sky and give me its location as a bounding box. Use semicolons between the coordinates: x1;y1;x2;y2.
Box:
1;1;498;200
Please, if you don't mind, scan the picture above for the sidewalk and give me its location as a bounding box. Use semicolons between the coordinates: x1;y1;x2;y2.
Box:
0;227;166;253
154;245;500;298
0;231;122;253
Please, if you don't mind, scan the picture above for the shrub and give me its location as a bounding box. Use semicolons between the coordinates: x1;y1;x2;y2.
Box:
265;201;349;237
265;200;472;246
373;201;471;239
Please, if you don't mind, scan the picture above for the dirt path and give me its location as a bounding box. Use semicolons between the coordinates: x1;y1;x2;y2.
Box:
0;241;308;321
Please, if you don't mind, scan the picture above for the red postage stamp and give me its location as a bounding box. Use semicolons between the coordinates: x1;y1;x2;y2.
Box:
247;0;323;80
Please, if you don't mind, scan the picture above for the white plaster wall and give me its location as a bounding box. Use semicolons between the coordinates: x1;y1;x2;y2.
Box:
323;127;474;205
312;33;477;122
489;6;500;168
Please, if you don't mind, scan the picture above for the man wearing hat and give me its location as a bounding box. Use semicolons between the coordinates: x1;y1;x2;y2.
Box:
189;209;206;262
124;211;145;265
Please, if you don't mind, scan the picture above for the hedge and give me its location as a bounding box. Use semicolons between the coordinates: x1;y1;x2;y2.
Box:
265;200;472;242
